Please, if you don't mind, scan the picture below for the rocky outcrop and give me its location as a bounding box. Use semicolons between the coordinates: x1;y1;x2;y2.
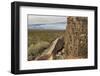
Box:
64;16;88;58
35;36;64;60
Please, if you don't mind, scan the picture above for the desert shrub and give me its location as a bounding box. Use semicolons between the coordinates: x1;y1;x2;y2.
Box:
28;30;65;46
28;41;50;57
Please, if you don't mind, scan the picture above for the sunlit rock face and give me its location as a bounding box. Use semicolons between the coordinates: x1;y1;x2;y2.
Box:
64;16;88;59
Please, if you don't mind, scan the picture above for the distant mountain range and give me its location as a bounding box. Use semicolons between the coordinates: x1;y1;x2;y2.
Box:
28;22;67;30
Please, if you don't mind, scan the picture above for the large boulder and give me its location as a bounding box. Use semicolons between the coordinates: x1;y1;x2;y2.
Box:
64;16;88;58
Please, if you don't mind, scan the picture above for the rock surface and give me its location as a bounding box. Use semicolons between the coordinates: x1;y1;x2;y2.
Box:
64;16;88;58
35;36;64;60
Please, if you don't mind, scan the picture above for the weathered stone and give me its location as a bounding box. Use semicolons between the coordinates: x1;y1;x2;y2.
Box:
35;36;64;60
35;54;51;60
64;16;88;58
52;36;64;55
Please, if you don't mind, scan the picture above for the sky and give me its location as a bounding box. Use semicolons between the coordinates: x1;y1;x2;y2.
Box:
27;15;67;30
